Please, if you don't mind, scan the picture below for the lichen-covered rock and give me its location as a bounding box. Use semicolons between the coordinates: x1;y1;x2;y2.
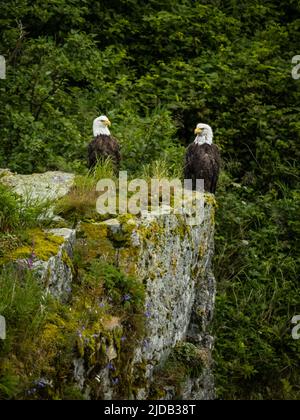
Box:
0;170;216;400
39;228;76;299
0;169;75;202
132;204;215;399
87;195;216;400
14;228;76;300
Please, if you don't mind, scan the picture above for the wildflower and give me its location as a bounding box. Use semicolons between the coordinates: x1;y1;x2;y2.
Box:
106;362;115;371
144;310;151;318
122;294;131;302
27;257;34;270
27;249;36;269
121;336;126;342
34;379;47;389
112;377;119;385
143;339;150;349
99;302;105;308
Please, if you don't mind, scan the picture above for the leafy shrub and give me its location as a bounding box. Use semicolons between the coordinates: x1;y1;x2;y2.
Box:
213;169;300;399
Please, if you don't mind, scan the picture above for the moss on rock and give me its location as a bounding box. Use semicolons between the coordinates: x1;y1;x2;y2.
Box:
0;228;65;265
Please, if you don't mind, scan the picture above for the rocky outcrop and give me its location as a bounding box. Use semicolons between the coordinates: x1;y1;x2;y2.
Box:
31;228;76;300
0;170;216;400
129;207;216;399
0;169;75;202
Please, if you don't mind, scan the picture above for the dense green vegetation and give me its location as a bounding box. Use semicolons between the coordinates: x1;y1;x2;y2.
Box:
0;0;299;399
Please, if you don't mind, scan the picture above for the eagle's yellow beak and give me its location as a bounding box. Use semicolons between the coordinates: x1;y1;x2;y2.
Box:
104;119;111;127
194;127;202;135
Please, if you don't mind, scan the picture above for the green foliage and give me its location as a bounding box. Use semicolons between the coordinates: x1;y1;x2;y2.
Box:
0;184;53;234
0;266;47;335
213;169;300;399
173;342;205;378
115;108;182;174
0;266;51;399
90;157;116;182
0;0;299;400
0;184;20;232
60;385;85;401
150;341;206;398
55;159;115;223
89;261;145;310
0;183;55;268
140;157;180;181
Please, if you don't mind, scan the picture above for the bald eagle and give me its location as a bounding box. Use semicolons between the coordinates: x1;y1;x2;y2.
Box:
88;115;121;170
184;123;221;193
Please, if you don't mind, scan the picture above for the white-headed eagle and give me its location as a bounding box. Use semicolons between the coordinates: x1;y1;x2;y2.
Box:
184;123;221;193
88;115;121;170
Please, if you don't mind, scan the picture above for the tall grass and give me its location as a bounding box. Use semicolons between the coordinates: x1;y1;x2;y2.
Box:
55;158;116;222
0;184;20;232
0;265;51;399
139;156;183;181
0;265;47;333
0;184;53;233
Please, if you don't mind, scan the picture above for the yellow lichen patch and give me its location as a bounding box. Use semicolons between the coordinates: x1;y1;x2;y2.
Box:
199;243;206;258
80;221;109;239
170;254;178;273
138;220;164;245
1;228;64;264
204;193;217;208
118;247;139;277
117;214;135;224
61;249;75;273
174;215;192;240
39;323;65;363
78;222;115;264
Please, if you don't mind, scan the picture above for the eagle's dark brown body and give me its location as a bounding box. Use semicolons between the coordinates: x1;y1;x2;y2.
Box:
184;143;221;193
88;134;121;170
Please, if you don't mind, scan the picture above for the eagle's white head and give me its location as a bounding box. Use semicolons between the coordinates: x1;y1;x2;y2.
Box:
194;123;213;145
93;115;111;136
